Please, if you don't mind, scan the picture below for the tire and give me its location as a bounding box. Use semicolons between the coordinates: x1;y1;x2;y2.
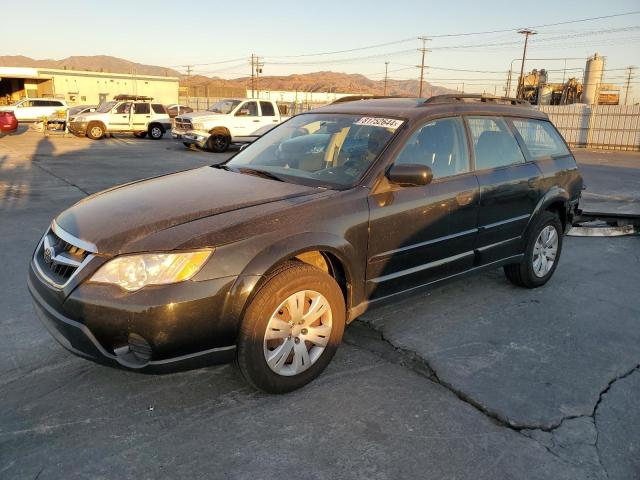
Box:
86;122;105;140
504;211;563;288
237;261;346;393
134;132;147;138
148;124;164;140
183;142;194;149
207;133;230;153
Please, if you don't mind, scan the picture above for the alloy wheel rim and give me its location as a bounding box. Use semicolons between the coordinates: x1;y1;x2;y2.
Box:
532;225;558;278
263;290;333;376
151;127;161;137
91;127;102;137
214;135;226;148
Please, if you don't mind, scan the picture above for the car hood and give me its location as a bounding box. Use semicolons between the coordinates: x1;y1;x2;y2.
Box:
55;167;320;254
179;111;226;121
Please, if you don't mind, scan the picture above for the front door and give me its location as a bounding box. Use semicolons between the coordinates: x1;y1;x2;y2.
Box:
109;102;133;131
465;116;543;263
230;100;260;138
366;116;479;300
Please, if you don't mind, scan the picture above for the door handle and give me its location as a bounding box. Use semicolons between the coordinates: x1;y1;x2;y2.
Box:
253;119;260;122
455;192;475;206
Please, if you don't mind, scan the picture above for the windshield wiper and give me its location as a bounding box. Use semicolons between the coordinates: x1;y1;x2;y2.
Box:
236;167;286;182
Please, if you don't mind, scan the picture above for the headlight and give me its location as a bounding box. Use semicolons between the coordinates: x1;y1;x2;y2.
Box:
90;250;213;291
193;123;205;131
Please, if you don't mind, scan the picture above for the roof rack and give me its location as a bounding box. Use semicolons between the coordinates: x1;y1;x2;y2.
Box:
331;95;409;104
423;94;531;106
113;94;154;102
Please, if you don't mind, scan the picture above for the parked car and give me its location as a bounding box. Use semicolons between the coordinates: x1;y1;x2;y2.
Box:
28;95;583;393
173;98;284;152
0;110;18;133
166;104;193;118
68;95;172;140
0;98;68;122
67;105;97;122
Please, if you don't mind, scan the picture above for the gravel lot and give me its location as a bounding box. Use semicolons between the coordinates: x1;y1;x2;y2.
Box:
1;127;638;480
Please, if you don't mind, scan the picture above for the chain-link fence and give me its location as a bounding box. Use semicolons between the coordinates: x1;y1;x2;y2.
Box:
178;97;330;116
539;105;640;151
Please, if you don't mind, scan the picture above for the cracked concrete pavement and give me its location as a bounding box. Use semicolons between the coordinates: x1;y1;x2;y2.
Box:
1;129;638;479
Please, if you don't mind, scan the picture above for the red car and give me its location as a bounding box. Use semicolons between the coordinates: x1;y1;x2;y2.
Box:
0;110;18;133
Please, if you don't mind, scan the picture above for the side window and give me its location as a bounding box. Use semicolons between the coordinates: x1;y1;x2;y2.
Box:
20;101;32;108
151;104;166;114
396;117;470;179
236;101;258;116
260;101;275;116
51;100;64;107
32;100;47;107
467;116;525;170
134;103;150;114
512;118;570;160
114;103;131;114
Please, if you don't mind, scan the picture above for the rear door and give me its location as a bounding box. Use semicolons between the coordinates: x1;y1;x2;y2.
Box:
366;116;479;300
258;101;280;130
466;116;543;263
132;102;151;131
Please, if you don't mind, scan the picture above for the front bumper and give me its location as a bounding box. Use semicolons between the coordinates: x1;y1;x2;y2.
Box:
27;261;239;373
68;121;88;136
177;130;210;148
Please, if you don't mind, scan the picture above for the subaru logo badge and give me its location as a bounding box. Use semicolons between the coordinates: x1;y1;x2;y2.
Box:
43;247;54;265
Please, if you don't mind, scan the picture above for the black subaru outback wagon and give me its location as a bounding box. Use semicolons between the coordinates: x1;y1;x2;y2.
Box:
28;95;583;393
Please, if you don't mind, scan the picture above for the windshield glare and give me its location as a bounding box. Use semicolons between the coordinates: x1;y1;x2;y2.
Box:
226;113;402;188
208;99;241;114
96;101;117;113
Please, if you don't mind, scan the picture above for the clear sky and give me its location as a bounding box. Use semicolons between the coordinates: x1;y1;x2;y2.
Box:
3;0;640;94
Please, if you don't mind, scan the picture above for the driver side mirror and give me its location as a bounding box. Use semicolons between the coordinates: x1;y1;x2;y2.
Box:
236;109;250;117
386;163;433;186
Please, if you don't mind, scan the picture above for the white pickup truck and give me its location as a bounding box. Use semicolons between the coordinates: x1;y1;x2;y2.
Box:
173;98;284;152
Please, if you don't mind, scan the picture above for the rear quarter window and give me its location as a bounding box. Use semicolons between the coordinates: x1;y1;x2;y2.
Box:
151;104;166;114
512;118;570;160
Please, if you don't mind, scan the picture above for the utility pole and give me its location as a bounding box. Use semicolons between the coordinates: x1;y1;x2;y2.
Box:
255;56;263;99
383;61;389;96
417;37;430;97
505;69;512;97
185;65;192;105
516;29;536;99
624;66;636;105
250;54;255;99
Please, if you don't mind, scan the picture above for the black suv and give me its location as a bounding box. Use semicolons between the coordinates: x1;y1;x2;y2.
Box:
28;95;583;393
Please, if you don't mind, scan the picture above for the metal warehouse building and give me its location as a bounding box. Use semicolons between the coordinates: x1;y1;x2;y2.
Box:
0;67;179;106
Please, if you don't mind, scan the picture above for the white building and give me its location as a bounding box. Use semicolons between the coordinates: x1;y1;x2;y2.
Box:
0;66;179;106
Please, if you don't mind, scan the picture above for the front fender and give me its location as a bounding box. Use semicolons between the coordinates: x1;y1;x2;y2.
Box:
220;232;361;337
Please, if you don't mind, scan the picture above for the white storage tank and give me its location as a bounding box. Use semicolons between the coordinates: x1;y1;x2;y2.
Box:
583;53;605;105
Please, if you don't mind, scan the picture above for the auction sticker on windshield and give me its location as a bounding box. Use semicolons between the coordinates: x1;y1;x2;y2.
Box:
354;117;404;129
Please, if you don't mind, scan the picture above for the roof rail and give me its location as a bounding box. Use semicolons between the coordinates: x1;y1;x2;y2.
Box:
113;94;154;102
330;95;409;104
423;94;531;106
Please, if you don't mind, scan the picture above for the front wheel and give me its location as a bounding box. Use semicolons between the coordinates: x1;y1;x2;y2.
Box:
237;261;345;393
504;211;563;288
207;133;230;153
87;122;105;140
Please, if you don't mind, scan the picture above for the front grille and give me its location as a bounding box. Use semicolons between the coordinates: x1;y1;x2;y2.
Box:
174;117;192;130
35;225;94;287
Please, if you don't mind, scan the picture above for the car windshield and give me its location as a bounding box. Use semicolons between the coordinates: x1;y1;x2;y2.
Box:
225;113;403;188
96;101;117;113
207;99;241;114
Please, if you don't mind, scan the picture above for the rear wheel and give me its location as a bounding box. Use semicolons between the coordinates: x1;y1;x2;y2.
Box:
148;124;164;140
87;122;105;140
207;133;230;153
504;211;563;288
237;261;345;393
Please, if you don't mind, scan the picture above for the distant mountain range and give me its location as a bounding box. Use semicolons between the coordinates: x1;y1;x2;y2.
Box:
0;55;455;97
